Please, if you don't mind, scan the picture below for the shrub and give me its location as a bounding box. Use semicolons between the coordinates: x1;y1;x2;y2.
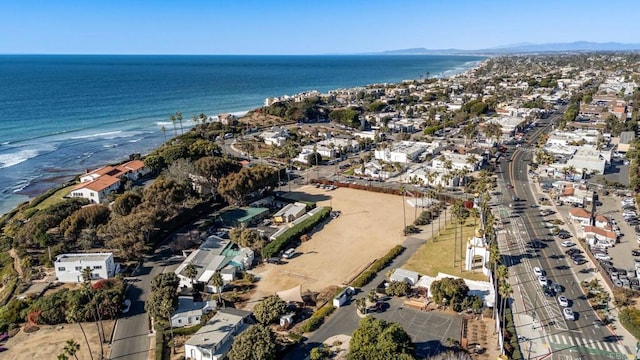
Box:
385;281;411;297
300;305;336;333
262;207;331;258
155;327;164;360
350;245;405;288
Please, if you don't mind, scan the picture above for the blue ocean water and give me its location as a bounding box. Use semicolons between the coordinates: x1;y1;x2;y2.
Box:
0;54;484;214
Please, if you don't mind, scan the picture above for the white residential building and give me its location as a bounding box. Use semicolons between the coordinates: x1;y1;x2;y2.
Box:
485;116;527;135
354;159;394;180
175;236;254;291
54;252;117;283
273;202;307;223
401;165;459;188
72;159;149;203
171;296;217;328
260;127;289;146
374;141;429;163
184;308;252;360
431;151;483;172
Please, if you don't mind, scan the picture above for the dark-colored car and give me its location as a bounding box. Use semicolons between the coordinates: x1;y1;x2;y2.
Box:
543;285;555;297
632;250;640;256
551;283;564;293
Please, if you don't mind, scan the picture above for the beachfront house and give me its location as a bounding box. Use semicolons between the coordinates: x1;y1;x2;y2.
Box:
54;252;118;283
184;308;253;360
71;159;150;203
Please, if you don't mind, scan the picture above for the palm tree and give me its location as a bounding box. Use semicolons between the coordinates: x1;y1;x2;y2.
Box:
57;354;69;360
160;297;176;354
64;339;81;360
160;126;167;143
80;267;104;357
499;282;512;335
184;263;198;288
176;111;184;134
169;113;178;136
210;271;224;306
400;185;407;234
65;304;94;360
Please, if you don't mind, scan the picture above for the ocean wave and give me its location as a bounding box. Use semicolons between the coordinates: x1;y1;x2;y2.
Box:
0;146;55;169
103;144;118;148
70;130;123;140
128;138;143;143
12;175;41;193
156;121;174;126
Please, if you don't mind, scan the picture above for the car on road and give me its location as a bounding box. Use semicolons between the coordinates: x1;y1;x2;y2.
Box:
551;283;564;293
538;276;548;286
507;184;514;189
563;307;575;320
561;241;576;247
543;285;555;297
557;295;569;307
533;267;544;277
594;253;612;261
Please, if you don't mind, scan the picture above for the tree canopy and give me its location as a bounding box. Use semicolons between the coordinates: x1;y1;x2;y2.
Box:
429;277;470;312
347;316;414;360
253;295;288;324
228;324;277;360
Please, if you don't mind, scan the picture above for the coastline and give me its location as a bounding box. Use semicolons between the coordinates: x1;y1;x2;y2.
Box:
0;55;487;216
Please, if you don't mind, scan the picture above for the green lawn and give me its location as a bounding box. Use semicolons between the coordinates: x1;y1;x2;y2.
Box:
33;184;77;211
403;218;488;281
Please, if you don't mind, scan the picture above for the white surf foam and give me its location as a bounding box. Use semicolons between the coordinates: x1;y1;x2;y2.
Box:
0;147;50;169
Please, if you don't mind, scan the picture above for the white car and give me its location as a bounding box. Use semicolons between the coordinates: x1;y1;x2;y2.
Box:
561;241;576;247
533;267;543;277
538;276;548;286
282;248;296;259
563;307;574;320
557;295;569;307
594;253;612;261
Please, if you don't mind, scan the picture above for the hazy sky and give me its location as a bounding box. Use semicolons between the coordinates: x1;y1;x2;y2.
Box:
1;0;638;55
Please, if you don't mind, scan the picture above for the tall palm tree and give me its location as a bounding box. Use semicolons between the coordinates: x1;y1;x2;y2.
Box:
64;339;81;360
499;282;512;335
169;113;178;136
400;185;407;234
65;304;94;360
210;271;224;306
175;111;184;134
184;263;198;288
160;126;167;143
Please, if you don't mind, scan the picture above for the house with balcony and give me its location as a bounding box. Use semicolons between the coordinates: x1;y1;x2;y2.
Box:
54;252;118;283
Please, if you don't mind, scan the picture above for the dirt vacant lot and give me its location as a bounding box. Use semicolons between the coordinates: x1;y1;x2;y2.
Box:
3;320;114;360
245;186;413;308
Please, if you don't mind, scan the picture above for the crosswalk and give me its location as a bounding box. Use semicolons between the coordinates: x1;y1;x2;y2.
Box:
546;333;631;359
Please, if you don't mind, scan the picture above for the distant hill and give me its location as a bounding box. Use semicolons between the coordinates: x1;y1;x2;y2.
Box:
376;42;640;55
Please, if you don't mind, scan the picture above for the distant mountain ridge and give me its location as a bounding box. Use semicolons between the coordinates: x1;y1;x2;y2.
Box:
376;41;640;55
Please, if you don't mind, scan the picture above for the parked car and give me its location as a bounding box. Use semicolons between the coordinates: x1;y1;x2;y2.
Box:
282;248;296;259
551;283;564;293
594;253;612;261
632;250;640;256
561;241;576;247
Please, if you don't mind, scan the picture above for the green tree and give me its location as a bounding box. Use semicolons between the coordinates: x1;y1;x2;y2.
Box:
184;263;198;286
347;316;414;360
385;281;411;297
228;324;277;360
210;271;224;305
430;277;470;312
253;295;288;324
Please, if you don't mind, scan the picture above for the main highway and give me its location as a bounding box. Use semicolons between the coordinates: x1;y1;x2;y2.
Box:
496;116;632;359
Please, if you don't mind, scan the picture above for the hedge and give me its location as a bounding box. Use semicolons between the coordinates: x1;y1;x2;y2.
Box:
620;308;640;340
262;206;332;258
300;305;336;333
155;327;164;360
173;323;203;336
350;245;405;288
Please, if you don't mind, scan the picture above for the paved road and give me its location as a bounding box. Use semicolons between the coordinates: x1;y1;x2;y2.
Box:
497;120;632;359
108;249;182;360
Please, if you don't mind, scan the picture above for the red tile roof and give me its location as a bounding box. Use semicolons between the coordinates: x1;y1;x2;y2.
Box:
75;175;121;192
583;226;616;240
569;208;591;218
